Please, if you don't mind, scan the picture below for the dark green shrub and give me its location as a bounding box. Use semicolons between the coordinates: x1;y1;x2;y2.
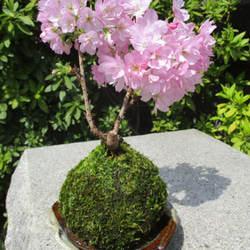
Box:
59;142;167;250
0;0;97;201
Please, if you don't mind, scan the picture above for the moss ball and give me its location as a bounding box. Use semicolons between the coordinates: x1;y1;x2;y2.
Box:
59;141;168;250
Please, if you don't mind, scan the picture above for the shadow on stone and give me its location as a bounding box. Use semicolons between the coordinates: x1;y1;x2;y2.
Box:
160;163;231;207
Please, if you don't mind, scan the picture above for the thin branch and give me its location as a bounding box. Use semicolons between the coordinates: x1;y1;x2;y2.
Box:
76;51;139;152
113;87;133;134
76;49;106;141
127;93;141;109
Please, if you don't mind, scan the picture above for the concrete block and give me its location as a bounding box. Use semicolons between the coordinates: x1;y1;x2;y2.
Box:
5;129;250;249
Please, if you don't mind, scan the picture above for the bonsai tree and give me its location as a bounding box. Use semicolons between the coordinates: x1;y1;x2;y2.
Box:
38;0;216;249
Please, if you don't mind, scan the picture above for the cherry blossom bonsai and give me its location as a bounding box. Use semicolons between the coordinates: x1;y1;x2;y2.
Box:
38;0;216;249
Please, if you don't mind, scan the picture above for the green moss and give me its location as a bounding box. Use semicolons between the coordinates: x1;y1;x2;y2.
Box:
59;141;168;250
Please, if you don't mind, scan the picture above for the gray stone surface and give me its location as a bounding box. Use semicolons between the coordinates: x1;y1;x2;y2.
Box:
5;129;250;249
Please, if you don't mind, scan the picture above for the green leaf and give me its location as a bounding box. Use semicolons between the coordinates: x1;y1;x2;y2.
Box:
12;152;20;157
225;108;237;118
38;100;49;113
3;37;11;48
232;140;244;150
2;6;12;16
52;81;61;91
195;84;201;94
16;23;33;35
228;84;236;98
232;32;246;44
59;91;66;101
7;22;14;33
30;99;37;110
0;112;7;120
24;0;37;11
185;96;196;112
65;112;72;126
229;48;237;60
17;16;34;26
218;107;228;115
63;103;73;108
216;92;229;100
64;76;73;89
66;106;75;117
242;95;250;103
0;103;7;111
193;11;203;17
45;85;52;92
0;55;8;63
74;108;81;120
242;108;250;117
13;2;19;12
20;96;30;102
11;99;19;109
223;53;229;65
45;74;55;81
231;137;241;143
243;117;250;136
228;122;237;134
79;104;86;111
238;38;249;47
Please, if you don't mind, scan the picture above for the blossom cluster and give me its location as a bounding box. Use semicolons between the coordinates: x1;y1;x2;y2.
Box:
38;0;216;112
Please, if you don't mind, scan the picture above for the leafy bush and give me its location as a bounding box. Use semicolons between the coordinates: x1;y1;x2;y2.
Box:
0;0;96;201
211;83;250;154
0;0;47;200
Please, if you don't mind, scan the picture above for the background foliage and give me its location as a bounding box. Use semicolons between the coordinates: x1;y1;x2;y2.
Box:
0;0;250;246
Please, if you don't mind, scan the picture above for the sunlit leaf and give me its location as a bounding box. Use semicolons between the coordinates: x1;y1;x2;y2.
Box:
17;16;35;26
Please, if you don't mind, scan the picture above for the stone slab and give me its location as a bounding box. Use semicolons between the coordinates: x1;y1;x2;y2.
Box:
5;129;250;249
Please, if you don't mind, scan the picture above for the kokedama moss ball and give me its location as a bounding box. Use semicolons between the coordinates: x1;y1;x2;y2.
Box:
59;141;168;250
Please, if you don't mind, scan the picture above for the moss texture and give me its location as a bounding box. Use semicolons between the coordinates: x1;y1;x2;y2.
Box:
59;141;168;250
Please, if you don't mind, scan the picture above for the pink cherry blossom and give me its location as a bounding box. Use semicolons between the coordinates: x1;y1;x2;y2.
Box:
95;0;124;26
50;35;71;55
92;65;106;86
130;9;168;53
121;0;152;17
78;31;103;55
97;54;126;91
60;0;80;15
58;12;76;33
38;0;63;27
37;0;216;113
124;50;149;90
111;16;132;43
148;46;173;69
96;34;115;59
77;7;103;32
172;0;190;22
175;37;202;65
40;27;58;43
199;19;217;35
169;22;179;30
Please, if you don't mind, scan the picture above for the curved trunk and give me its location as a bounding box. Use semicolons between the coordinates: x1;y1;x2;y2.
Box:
76;49;139;153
